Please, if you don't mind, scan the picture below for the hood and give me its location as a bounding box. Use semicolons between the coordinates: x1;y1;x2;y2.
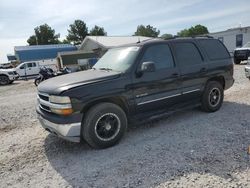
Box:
38;69;121;95
0;68;16;72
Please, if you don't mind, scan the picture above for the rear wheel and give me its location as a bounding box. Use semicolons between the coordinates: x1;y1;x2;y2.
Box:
0;75;10;85
201;81;224;112
82;102;127;149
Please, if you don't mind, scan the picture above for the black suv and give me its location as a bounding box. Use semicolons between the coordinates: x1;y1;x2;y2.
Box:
37;37;234;149
234;42;250;64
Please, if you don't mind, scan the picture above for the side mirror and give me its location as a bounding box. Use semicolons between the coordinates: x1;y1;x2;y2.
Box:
141;61;156;72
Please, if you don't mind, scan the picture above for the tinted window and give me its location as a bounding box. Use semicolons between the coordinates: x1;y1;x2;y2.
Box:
199;39;230;60
27;63;33;68
32;63;37;67
174;42;203;66
141;44;174;70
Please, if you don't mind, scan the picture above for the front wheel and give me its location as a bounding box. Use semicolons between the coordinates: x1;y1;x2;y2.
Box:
0;75;10;85
34;77;42;86
234;59;241;64
201;81;224;112
82;103;127;149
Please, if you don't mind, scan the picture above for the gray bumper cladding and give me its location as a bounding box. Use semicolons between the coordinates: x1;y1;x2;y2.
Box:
38;115;81;142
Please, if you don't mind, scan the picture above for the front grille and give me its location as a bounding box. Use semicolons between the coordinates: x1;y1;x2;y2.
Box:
38;93;51;112
39;93;49;101
40;104;51;112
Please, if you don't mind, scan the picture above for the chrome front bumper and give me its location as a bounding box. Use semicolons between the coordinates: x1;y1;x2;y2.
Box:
38;115;81;142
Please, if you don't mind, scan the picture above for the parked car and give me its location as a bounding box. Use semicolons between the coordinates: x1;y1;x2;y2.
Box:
234;42;250;64
245;57;250;80
0;68;19;85
36;37;234;149
14;59;57;78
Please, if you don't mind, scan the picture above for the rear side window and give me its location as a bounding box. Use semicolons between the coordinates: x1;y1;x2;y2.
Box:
141;44;174;70
173;42;203;66
199;39;230;60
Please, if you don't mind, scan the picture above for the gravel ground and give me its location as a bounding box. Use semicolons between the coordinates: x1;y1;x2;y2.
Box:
0;65;250;188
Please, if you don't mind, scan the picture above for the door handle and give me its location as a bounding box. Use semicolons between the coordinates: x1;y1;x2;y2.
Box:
172;73;179;77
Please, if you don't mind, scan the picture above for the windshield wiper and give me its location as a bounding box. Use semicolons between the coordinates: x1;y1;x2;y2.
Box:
99;68;113;71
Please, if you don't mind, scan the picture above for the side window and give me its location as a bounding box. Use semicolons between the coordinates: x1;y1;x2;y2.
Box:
199;39;230;60
32;63;37;67
173;42;203;66
141;44;174;70
27;63;33;68
236;34;243;47
20;64;26;69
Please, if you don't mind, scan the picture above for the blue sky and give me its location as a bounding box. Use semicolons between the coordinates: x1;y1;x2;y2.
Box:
0;0;250;62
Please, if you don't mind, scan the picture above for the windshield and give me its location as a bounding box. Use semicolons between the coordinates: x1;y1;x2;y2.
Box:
243;42;250;48
93;46;140;72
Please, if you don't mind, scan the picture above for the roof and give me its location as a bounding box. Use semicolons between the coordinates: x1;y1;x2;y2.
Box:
209;26;250;35
15;44;76;51
14;44;77;62
79;36;153;50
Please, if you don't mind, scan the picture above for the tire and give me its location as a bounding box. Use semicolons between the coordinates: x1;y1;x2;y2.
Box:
34;78;42;86
82;102;127;149
0;75;10;85
201;81;224;112
234;59;241;65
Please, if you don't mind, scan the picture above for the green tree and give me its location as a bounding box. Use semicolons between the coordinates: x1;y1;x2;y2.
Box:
27;24;60;45
134;25;160;37
160;33;173;39
178;24;209;37
66;20;88;45
89;25;107;36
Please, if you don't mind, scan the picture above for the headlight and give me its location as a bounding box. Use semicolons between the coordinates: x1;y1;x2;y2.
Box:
49;95;73;115
49;95;71;104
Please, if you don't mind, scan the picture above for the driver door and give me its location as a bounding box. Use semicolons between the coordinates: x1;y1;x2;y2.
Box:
132;43;182;114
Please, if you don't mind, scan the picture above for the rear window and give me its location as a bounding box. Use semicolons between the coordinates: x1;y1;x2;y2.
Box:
199;39;230;60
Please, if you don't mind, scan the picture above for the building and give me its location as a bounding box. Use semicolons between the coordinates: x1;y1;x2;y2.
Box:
209;26;250;54
13;44;77;63
57;36;153;68
57;50;98;69
79;36;153;56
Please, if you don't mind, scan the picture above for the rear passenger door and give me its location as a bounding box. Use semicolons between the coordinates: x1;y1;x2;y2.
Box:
133;43;182;114
25;62;39;76
172;41;207;101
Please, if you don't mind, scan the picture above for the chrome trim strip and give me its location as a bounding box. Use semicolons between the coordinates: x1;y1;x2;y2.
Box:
182;88;200;94
137;88;201;106
38;92;49;97
137;93;181;105
39;98;72;109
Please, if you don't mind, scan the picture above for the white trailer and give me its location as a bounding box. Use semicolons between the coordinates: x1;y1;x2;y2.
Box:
209;26;250;55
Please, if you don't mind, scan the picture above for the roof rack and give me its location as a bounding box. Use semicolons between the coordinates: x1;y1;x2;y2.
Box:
164;35;214;40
